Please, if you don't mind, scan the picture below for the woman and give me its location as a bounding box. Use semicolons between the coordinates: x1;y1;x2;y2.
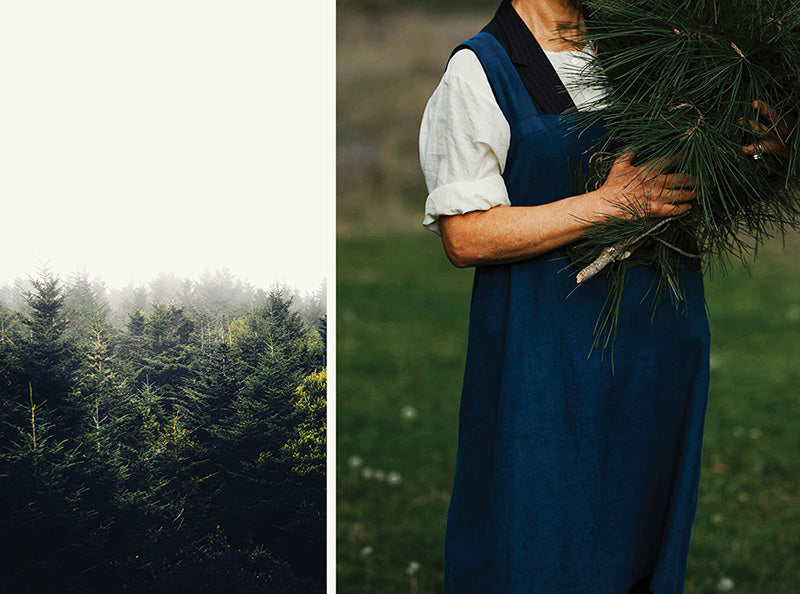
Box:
420;0;786;592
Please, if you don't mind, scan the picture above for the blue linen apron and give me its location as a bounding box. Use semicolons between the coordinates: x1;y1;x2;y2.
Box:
444;32;711;594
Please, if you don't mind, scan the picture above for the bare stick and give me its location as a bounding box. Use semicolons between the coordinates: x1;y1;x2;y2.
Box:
576;242;626;284
575;215;683;284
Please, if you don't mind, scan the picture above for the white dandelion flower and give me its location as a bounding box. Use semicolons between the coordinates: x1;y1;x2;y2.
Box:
387;471;402;485
718;576;735;591
361;545;374;557
711;513;723;525
401;405;419;421
348;455;364;469
374;470;386;482
361;467;374;480
737;492;750;502
406;561;420;576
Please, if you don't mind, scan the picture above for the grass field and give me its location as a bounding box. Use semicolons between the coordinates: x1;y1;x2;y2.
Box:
336;234;800;594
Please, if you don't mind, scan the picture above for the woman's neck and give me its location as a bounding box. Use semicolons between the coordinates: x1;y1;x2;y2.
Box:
511;0;584;52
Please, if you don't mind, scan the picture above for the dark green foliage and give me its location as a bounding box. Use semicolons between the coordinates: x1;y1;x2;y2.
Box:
16;270;78;428
0;418;108;592
0;274;118;592
0;273;326;592
285;371;327;579
134;303;196;391
568;0;800;344
111;526;324;594
211;292;326;579
316;313;327;352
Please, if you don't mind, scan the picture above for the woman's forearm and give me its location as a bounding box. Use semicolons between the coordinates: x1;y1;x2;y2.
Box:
439;154;698;268
439;189;611;267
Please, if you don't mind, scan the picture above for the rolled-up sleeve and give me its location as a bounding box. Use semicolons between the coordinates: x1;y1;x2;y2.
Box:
419;49;511;235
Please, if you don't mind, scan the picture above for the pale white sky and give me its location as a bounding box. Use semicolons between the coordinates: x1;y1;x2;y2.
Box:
0;1;333;293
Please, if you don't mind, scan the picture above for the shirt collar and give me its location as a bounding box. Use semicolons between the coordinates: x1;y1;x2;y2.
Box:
493;0;547;67
479;0;578;115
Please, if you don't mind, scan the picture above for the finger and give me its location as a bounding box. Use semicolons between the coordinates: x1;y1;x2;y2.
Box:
642;153;683;174
743;138;783;155
659;172;694;188
660;187;697;203
755;101;791;144
754;99;777;124
742;141;761;155
768;121;787;146
666;201;693;215
640;172;690;196
632;154;682;185
652;200;692;218
777;114;792;136
739;117;769;135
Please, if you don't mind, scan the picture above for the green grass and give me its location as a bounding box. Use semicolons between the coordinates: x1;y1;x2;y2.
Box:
337;234;800;594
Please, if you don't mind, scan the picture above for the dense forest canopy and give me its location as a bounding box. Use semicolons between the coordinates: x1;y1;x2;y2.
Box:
0;269;326;593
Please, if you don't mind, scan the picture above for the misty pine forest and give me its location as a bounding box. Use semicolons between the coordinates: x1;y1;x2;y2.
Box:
0;269;326;593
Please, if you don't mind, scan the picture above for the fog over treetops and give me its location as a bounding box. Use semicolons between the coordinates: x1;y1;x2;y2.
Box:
0;268;326;331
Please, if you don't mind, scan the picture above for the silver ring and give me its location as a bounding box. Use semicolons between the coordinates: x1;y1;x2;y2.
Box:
752;152;763;160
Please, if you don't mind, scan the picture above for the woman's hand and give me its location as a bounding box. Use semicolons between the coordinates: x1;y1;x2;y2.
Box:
741;100;792;159
596;153;697;219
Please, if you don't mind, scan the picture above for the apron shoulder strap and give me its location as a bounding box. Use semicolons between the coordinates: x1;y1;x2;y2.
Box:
454;31;539;125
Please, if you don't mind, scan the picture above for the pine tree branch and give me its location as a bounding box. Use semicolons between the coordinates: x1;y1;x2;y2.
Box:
576;215;681;283
650;235;704;259
575;241;627;284
571;0;800;349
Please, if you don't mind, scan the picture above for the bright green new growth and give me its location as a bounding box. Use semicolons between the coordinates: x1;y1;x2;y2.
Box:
565;0;800;349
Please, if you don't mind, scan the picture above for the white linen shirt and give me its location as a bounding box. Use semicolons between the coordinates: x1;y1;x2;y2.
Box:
419;45;604;235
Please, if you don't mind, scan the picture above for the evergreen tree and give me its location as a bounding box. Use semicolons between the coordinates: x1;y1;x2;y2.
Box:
127;302;196;392
63;273;110;350
213;291;310;563
16;270;77;426
316;313;327;366
283;370;327;580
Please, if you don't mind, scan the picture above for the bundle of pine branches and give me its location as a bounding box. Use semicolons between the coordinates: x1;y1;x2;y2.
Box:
568;0;800;348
